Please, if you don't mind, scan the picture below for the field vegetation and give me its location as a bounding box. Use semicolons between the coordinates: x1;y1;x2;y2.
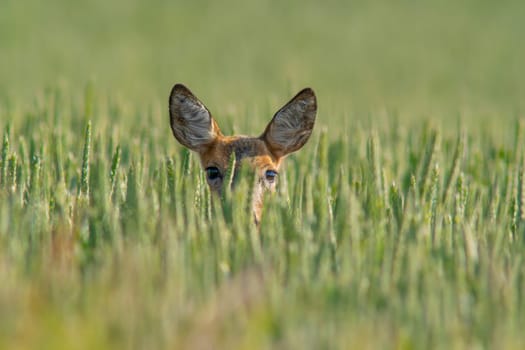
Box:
1;0;525;348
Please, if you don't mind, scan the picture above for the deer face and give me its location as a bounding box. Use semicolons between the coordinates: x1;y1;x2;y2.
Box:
169;84;317;224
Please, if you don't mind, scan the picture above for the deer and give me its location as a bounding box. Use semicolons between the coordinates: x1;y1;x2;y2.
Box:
169;84;317;225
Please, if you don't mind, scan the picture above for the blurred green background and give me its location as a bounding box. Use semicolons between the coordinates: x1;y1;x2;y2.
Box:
1;0;524;122
2;1;525;348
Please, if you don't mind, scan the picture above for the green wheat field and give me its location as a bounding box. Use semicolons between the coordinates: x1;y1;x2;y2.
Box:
1;0;525;348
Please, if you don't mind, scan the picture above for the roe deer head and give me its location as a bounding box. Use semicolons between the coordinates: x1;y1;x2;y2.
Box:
169;84;317;225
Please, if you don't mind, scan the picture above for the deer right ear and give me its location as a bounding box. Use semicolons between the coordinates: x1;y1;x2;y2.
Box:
261;88;317;158
169;84;221;152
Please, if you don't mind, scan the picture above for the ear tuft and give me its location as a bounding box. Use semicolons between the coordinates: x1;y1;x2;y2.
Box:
169;84;220;151
262;88;317;158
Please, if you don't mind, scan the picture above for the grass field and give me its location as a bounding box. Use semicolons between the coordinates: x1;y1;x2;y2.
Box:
1;0;525;349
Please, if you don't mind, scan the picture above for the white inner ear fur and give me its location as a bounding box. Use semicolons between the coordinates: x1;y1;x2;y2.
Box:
170;89;217;150
265;91;316;156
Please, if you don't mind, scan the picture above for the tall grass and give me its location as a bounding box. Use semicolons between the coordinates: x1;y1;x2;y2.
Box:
1;0;525;348
0;90;524;349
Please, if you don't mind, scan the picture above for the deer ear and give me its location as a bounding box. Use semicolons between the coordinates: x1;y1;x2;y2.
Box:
169;84;221;152
262;88;317;158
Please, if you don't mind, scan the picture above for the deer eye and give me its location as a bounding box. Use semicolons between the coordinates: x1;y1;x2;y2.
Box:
265;169;278;183
206;167;221;180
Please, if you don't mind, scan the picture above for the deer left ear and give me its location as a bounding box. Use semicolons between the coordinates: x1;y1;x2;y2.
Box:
261;88;317;158
169;84;222;152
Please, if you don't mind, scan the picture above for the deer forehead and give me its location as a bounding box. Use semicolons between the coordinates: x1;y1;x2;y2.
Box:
199;136;280;172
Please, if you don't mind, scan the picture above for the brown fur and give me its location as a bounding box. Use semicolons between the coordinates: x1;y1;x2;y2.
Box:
169;84;317;224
